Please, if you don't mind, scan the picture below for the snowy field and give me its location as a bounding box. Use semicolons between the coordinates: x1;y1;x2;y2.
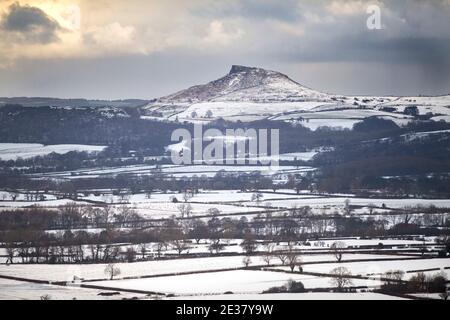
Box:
0;143;106;161
0;191;57;201
0;256;267;282
90;270;384;295
0;254;405;282
148;93;450;125
265;107;415;130
260;197;450;210
0;199;94;210
171;292;408;300
169;101;334;121
121;202;262;219
299;258;450;279
0;240;425;264
0;278;146;300
29;164;312;179
3;277;405;301
2;188;450;219
297;119;361;131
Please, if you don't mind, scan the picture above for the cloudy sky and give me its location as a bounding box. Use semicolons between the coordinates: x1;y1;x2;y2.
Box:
0;0;450;99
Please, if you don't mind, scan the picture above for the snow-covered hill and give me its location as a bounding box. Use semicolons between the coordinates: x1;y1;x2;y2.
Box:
143;65;450;127
157;65;331;104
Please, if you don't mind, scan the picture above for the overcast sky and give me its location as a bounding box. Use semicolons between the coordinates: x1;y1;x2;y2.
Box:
0;0;449;99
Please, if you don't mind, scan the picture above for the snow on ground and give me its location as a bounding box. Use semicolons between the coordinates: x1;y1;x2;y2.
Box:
0;278;146;300
171;102;334;121
260;197;450;210
0;256;266;282
0;143;106;161
0;254;404;282
374;96;450;114
123;202;261;219
86;190;450;214
408;293;446;300
300;258;450;279
171;292;408;300
162;152;319;163
432;115;450;123
90;270;383;295
185;190;316;203
400;129;450;142
2;188;449;217
273;108;414;130
277;109;410;120
311;238;431;248
30;164;310;179
378;116;414;127
297;119;360;131
278;152;318;161
81;190;320;206
0;199;92;210
0;191;57;202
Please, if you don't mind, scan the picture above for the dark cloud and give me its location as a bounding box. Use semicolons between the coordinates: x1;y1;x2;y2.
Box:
250;1;450;70
1;2;61;44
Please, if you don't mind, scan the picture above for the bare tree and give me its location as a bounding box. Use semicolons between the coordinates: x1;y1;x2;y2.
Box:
18;244;31;263
287;244;301;272
243;256;252;268
103;245;120;262
277;251;288;266
251;192;263;204
367;203;376;215
262;243;275;266
172;239;190;256
104;263;121;280
329;267;353;291
189;219;209;244
9;192;18;201
138;243;147;260
343;199;352;215
119;192;130;204
177;203;193;218
330;241;346;262
240;229;257;255
182;190;193;203
208;239;225;255
5;245;15;265
154;241;166;259
124;247;137;262
408;272;428;292
100;206;114;228
384;270;405;285
89;243;102;262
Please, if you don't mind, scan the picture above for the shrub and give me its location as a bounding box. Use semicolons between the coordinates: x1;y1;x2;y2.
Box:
262;286;287;294
262;280;305;294
287;280;305;293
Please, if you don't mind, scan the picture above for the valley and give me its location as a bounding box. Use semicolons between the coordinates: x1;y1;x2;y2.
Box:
0;65;449;300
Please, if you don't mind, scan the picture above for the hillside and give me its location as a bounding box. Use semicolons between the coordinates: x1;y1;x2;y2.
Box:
142;65;450;127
